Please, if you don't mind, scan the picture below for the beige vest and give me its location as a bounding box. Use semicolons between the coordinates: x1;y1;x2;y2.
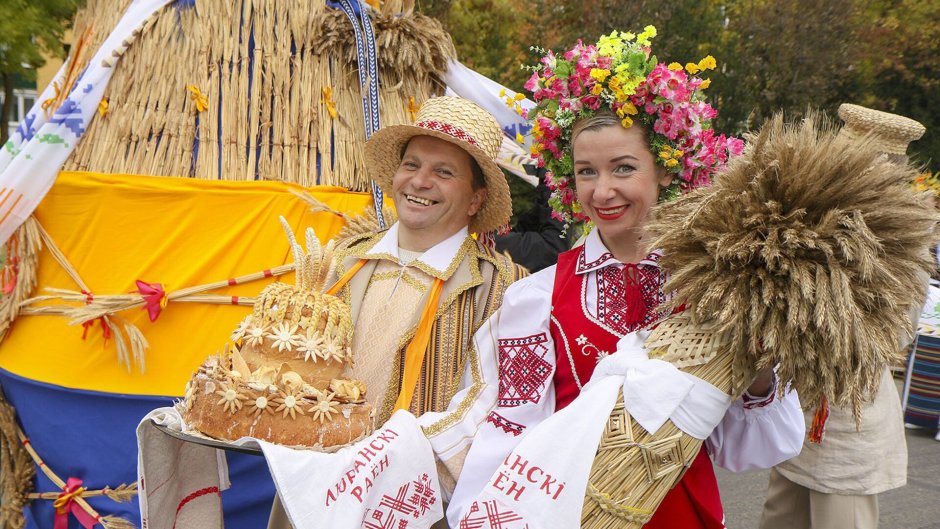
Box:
334;232;526;426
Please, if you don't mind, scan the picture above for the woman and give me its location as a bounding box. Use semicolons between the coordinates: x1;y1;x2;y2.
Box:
445;28;804;528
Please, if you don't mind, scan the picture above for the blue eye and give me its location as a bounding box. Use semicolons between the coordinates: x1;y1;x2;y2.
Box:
614;164;635;175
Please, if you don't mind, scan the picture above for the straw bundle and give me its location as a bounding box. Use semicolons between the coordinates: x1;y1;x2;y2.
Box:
0;385;34;529
647;111;939;417
581;316;734;528
61;0;455;189
0;217;41;342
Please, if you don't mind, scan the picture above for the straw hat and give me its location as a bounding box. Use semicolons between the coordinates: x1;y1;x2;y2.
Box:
364;96;511;234
837;103;926;155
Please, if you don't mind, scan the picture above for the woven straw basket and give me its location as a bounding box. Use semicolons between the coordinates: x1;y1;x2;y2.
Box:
581;314;735;528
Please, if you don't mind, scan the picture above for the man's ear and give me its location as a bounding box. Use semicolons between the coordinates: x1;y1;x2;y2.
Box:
468;188;487;217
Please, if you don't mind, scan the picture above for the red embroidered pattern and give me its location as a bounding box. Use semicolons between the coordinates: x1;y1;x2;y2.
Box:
498;333;551;407
459;500;529;529
485;411;526;436
576;249;615;273
415;120;480;148
364;474;438;528
595;263;668;334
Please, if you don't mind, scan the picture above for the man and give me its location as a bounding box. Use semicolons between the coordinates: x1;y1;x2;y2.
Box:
268;96;527;527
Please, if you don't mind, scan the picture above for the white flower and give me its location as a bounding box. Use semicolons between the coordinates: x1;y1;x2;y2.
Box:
230;317;252;343
267;322;299;352
215;383;248;414
251;395;274;417
321;338;345;363
576;334;588;346
273;391;305;419
296;328;324;363
244;325;265;348
308;393;340;424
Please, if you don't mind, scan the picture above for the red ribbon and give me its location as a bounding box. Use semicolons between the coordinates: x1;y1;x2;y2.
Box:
135;280;167;322
53;477;98;529
81;317;112;342
622;264;649;328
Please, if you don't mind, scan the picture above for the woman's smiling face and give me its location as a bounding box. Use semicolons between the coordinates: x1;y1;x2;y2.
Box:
573;123;671;253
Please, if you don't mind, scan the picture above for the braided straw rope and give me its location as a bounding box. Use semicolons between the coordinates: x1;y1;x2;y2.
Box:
580;315;736;529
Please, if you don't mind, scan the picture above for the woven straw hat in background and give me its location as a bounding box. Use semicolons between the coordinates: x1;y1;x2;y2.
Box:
364;96;511;234
837;103;926;155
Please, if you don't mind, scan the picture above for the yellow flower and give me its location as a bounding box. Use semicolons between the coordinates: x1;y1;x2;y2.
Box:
665;158;679;168
530;144;542;156
673;150;684;159
685;63;700;74
636;25;657;46
514;92;525;101
591;83;605;95
597;32;624;56
608;76;622;91
667;62;683;71
622;102;638;115
699;78;712;90
515;132;525;144
621;117;633;128
499;88;506;97
659;151;671;160
590;68;611;82
698;55;717;71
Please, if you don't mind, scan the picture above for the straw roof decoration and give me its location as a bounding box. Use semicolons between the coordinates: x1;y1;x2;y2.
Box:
646;111;939;419
3;0;456;363
61;0;455;188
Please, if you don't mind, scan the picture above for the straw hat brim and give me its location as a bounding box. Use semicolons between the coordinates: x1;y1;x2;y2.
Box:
364;125;512;235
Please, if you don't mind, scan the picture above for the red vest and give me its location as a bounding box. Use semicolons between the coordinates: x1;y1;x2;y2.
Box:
548;246;725;529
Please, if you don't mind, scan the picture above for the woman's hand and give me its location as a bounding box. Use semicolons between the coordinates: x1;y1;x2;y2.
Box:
746;366;775;398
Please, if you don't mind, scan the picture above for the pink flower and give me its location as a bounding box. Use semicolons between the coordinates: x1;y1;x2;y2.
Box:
524;71;541;92
582;95;601;110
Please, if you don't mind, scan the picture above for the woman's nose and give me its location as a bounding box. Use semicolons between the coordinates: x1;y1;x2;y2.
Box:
593;174;616;201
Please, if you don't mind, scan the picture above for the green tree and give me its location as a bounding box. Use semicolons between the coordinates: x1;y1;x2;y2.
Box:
852;0;940;171
0;0;82;145
714;0;860;133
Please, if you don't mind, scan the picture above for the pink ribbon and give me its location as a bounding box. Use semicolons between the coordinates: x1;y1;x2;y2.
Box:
136;280;167;322
53;477;98;529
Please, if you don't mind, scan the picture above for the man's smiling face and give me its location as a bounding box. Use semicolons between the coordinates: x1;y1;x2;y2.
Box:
391;135;486;251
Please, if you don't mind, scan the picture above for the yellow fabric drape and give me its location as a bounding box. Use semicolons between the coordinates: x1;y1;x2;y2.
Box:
0;171;388;396
393;277;444;412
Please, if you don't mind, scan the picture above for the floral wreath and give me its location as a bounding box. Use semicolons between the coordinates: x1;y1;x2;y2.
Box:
913;171;940;197
517;26;744;225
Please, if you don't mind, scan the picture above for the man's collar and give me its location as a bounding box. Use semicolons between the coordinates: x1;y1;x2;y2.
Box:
363;223;472;280
576;229;662;275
